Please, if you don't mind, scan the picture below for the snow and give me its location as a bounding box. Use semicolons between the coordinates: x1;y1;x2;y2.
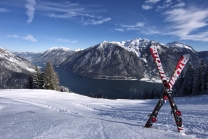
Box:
0;48;35;73
0;89;208;139
166;42;195;52
49;47;71;52
42;47;73;56
118;38;151;57
74;48;83;52
140;78;162;83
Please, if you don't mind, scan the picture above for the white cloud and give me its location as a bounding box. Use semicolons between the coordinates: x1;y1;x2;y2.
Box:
37;1;104;20
5;34;19;38
83;17;111;25
145;0;161;3
142;28;161;35
115;28;124;32
142;5;152;10
122;22;144;28
92;17;111;25
142;0;161;10
0;8;9;12
25;0;36;23
119;22;145;31
157;0;172;11
23;35;37;42
164;8;208;41
57;39;77;43
172;2;185;8
36;1;109;25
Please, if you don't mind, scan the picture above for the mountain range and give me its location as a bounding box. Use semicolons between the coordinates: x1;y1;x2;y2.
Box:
59;39;203;80
3;38;208;86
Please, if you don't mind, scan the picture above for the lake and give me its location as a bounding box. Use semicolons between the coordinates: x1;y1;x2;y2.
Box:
34;62;162;99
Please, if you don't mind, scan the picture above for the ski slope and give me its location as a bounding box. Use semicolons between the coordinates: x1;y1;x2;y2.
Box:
0;89;207;139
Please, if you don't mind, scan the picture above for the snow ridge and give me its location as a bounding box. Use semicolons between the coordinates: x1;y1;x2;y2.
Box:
108;38;151;57
166;41;195;52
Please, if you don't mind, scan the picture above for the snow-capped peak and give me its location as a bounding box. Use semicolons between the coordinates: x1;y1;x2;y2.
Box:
119;38;151;57
94;38;151;57
166;41;195;52
43;47;72;57
74;48;83;52
48;47;71;52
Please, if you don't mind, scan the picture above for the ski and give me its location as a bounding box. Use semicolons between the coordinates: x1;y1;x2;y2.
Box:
144;45;168;128
166;54;190;133
144;45;190;133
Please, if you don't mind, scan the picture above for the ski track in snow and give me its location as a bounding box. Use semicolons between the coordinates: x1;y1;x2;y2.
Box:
0;89;207;139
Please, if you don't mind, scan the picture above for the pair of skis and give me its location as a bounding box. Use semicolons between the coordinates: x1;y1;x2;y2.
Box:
144;45;190;133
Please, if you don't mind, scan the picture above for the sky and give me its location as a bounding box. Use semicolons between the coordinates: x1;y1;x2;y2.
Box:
0;0;208;52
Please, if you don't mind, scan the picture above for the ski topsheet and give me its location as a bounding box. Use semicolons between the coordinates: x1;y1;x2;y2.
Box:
145;45;190;133
149;45;166;81
168;54;190;89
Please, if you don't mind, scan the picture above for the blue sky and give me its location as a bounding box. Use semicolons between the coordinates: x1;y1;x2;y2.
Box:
0;0;208;52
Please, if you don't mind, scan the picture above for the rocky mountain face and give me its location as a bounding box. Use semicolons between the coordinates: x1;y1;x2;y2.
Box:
13;52;42;61
60;41;145;80
0;47;36;88
60;39;203;81
34;47;75;66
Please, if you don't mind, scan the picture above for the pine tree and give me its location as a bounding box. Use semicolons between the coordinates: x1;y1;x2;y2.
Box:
205;66;208;94
172;71;184;97
33;66;41;89
38;72;45;89
201;62;208;94
43;62;60;91
192;61;204;95
179;63;194;96
27;74;33;89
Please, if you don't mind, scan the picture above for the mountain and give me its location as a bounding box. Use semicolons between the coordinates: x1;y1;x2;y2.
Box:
0;47;36;88
61;41;145;80
166;41;195;52
197;51;208;64
13;52;42;61
34;47;75;66
60;38;202;81
119;38;151;57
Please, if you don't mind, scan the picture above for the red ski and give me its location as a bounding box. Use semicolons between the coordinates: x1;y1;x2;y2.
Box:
144;45;190;133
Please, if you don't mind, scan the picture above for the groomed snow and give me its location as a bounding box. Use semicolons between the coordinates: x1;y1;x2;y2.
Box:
0;89;207;139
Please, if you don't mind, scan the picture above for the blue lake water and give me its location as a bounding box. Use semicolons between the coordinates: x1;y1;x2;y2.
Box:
34;62;162;99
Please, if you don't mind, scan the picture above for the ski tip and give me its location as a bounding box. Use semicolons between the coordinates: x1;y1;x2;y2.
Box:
178;127;186;135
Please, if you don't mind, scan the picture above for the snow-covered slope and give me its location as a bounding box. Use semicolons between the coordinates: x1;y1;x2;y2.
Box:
0;47;36;88
35;47;75;65
0;47;35;73
0;89;207;138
